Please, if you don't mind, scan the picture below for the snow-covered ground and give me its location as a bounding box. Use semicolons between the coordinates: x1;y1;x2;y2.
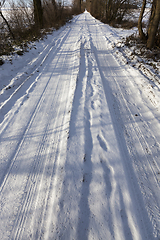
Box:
0;11;160;239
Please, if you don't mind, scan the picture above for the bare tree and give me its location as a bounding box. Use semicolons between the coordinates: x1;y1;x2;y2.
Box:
138;0;160;48
72;0;82;14
33;0;43;28
88;0;131;23
147;0;160;48
147;0;156;38
0;0;15;39
138;0;146;41
52;0;57;17
79;0;81;12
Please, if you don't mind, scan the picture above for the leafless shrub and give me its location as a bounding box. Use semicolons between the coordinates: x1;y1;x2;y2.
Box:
0;0;77;57
43;0;73;29
8;0;34;40
88;0;135;25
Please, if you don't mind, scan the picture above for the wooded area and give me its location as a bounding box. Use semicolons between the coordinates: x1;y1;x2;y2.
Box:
69;0;160;49
85;0;160;49
0;0;160;51
0;0;75;55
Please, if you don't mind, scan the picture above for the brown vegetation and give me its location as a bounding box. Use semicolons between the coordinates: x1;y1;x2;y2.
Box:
0;0;75;57
86;0;133;24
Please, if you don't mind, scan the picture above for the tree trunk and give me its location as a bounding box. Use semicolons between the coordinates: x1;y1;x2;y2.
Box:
138;0;146;41
79;0;81;12
52;0;57;11
52;0;57;18
33;0;43;28
0;10;15;40
147;0;160;49
147;0;156;38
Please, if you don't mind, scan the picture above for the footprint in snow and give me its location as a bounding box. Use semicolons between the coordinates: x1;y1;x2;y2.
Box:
97;133;108;152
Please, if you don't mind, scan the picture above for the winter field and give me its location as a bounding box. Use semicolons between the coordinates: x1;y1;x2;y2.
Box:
0;10;160;239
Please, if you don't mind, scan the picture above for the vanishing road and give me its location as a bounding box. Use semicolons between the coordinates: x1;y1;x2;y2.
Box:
0;11;160;240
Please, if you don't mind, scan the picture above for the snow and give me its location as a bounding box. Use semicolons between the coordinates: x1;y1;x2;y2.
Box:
0;11;160;239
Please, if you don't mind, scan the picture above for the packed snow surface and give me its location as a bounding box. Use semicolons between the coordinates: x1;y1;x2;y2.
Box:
1;11;160;240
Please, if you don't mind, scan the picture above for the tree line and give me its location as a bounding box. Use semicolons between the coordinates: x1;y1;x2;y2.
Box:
70;0;160;49
0;0;160;51
0;0;75;56
0;0;73;36
84;0;160;49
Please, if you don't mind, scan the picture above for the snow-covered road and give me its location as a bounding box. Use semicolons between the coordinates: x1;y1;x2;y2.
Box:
0;11;160;240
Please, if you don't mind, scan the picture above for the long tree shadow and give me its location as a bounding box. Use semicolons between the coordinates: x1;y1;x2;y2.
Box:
77;108;93;240
77;40;94;240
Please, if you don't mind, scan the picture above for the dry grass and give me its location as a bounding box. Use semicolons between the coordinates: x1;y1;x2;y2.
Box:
0;0;74;59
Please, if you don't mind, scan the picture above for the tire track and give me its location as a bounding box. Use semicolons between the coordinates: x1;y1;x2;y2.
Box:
0;70;52;195
0;26;69;110
0;14;80;194
18;22;82;240
0;14;80;106
0;16;81;240
11;71;63;240
0;15;81;135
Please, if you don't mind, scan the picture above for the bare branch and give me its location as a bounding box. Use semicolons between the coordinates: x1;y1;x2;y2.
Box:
0;0;6;8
